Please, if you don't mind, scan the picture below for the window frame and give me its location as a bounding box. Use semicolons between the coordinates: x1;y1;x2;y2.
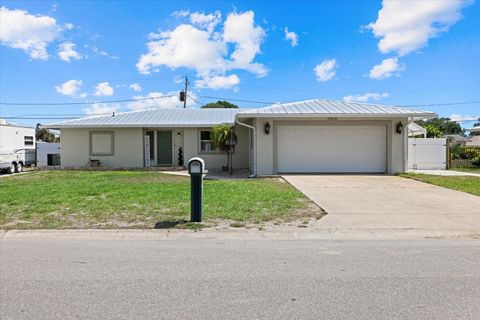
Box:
198;129;218;154
24;136;34;146
89;131;114;156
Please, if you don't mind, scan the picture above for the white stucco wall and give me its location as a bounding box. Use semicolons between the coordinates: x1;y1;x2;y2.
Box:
183;125;250;170
60;128;144;168
251;117;409;175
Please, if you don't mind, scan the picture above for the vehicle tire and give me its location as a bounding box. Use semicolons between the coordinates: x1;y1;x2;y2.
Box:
7;163;16;174
15;162;22;173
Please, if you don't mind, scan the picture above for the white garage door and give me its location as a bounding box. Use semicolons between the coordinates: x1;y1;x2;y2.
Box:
277;125;387;173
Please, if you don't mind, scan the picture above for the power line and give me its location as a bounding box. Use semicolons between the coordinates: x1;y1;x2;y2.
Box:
0;95;177;106
401;100;480;107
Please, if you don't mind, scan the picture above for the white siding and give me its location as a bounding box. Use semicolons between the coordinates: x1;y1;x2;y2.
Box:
61;128;144;168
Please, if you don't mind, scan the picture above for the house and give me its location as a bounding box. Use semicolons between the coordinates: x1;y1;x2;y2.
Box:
43;99;435;175
36;142;61;167
444;134;471;146
0;118;36;173
466;127;480;146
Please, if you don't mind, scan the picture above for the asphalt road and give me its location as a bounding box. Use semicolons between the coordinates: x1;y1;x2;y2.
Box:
1;238;479;320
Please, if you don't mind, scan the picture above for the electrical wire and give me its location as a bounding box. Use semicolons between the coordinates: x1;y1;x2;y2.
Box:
0;95;178;106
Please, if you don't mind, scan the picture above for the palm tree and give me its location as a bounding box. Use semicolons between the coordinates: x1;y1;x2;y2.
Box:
211;124;237;174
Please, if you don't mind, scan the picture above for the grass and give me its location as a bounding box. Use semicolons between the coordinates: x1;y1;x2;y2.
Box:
0;171;322;229
450;167;480;174
400;173;480;197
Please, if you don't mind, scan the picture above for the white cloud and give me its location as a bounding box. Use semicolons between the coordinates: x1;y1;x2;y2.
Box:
449;114;479;122
57;42;82;62
189;11;221;33
343;92;389;103
223;11;267;76
127;91;197;111
284;27;298;47
369;57;404;79
64;23;74;30
0;6;61;60
195;74;240;90
366;0;472;56
137;24;227;75
91;46;118;59
129;83;142;92
55;79;83;96
93;82;114;97
83;103;119;116
137;10;267;90
314;59;337;82
171;10;190;18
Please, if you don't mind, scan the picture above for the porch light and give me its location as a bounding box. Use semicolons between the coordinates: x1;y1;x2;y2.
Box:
396;122;403;134
264;122;271;135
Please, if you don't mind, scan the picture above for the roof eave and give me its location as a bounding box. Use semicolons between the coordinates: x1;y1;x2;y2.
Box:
42;123;235;129
236;113;437;119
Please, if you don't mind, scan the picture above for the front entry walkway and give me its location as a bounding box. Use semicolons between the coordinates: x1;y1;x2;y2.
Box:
283;175;480;235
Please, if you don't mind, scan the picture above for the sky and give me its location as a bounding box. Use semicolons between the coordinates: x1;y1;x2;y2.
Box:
0;0;479;129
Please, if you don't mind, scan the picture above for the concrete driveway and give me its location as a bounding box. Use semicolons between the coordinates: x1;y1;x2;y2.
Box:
283;175;480;234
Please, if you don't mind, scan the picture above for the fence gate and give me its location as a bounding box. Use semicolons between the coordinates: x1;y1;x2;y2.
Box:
408;138;447;170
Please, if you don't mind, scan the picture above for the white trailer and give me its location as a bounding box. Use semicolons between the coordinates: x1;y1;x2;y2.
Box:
0;119;36;173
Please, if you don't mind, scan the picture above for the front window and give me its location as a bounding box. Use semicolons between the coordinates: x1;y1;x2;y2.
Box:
199;130;216;153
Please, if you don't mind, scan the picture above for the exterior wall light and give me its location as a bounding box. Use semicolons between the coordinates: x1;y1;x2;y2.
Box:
396;122;404;134
264;122;271;135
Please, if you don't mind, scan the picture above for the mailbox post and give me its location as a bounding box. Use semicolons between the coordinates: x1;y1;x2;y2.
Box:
188;157;206;222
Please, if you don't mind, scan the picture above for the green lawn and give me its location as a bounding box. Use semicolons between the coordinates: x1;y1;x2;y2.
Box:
0;171;322;229
450;167;480;174
400;173;480;197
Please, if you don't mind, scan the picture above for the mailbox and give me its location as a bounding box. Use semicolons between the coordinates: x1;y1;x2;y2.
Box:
188;157;206;222
188;157;205;175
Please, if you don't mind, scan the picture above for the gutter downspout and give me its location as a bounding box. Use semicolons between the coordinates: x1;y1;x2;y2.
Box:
236;117;257;178
405;117;414;173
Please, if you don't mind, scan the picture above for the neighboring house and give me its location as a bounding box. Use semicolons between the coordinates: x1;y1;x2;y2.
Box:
36;142;61;167
444;134;471;146
0;118;36;173
466;127;480;146
43;99;435;175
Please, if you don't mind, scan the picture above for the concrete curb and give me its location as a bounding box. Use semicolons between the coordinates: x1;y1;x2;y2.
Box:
1;228;479;241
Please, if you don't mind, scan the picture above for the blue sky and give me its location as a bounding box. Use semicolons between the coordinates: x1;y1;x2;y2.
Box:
1;1;479;128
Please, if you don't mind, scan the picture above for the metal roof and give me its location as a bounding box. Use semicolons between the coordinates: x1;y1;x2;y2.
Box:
236;99;436;119
43;99;436;129
43;108;241;129
407;122;427;137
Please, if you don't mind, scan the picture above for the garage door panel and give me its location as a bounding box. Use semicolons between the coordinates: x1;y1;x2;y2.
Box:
277;125;386;173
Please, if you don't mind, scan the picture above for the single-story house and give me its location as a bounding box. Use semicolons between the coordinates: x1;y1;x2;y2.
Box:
444;134;471;146
43;99;435;175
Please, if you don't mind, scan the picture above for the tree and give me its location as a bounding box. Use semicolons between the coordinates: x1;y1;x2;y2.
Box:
472;118;480;136
201;100;239;109
416;117;464;137
35;123;56;142
211;124;237;174
424;124;442;138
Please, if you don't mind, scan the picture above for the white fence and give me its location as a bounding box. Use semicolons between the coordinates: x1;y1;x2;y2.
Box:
408;138;447;170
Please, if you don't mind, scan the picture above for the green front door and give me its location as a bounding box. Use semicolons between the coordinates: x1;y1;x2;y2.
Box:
157;131;172;165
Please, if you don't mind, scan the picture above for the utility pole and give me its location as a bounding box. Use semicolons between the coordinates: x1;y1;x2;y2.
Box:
183;76;189;108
